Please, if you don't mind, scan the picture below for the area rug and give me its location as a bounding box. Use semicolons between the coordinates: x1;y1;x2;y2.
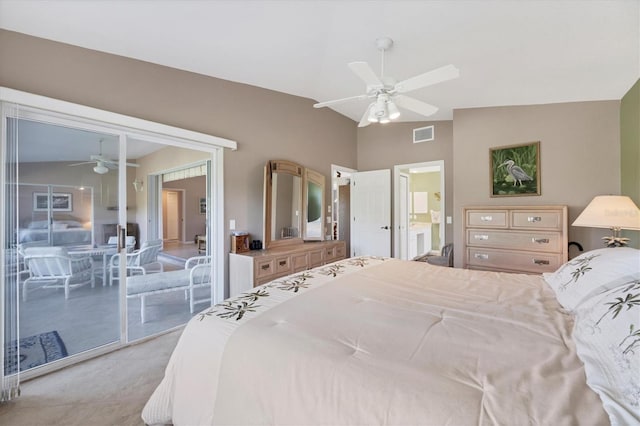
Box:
4;330;68;373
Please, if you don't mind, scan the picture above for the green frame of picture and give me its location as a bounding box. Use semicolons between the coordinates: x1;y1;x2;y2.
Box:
490;141;540;197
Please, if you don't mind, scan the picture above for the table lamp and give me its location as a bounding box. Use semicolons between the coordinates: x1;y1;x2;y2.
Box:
572;195;640;247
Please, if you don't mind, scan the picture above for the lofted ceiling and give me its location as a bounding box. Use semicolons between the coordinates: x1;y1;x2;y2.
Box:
0;0;638;124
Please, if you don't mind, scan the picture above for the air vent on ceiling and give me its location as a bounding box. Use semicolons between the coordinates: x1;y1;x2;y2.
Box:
413;125;434;143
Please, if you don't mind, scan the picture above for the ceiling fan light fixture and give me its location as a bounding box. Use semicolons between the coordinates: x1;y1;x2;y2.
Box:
379;116;391;124
367;104;379;123
387;101;400;119
93;162;109;174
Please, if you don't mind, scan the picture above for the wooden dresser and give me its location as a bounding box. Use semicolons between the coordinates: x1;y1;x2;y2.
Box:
229;240;347;297
463;205;567;274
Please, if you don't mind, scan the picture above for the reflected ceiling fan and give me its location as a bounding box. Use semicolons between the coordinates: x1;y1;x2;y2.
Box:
69;139;140;174
313;37;459;127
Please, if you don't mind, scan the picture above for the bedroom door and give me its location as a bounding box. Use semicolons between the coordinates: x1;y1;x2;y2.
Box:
350;169;391;257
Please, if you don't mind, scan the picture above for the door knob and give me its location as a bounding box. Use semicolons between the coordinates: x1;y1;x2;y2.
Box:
380;226;389;230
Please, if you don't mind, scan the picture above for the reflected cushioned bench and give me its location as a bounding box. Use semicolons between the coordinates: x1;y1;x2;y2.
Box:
126;256;211;323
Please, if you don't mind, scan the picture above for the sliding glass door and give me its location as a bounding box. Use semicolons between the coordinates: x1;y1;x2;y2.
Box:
1;95;225;382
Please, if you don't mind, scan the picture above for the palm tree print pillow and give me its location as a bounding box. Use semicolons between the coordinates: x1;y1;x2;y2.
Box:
543;247;640;311
573;280;640;424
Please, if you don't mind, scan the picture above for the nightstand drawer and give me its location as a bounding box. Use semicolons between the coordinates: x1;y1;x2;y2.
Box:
467;247;562;273
511;210;563;230
467;229;562;252
466;210;508;228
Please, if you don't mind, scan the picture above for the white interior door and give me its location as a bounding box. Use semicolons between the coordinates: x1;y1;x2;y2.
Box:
166;191;179;240
350;169;391;257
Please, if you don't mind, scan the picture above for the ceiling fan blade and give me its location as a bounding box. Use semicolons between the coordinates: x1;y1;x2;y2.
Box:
348;62;383;88
395;64;459;93
314;94;368;108
125;162;140;168
358;105;373;128
69;161;94;167
395;95;439;117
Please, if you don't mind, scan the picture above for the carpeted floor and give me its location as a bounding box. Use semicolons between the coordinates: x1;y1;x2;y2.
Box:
0;328;182;426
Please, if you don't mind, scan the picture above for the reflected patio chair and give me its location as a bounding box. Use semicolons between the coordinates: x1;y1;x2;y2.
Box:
22;246;94;300
102;236;136;252
109;239;164;286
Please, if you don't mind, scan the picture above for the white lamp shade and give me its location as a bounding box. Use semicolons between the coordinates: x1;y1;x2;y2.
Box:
93;163;109;174
572;195;640;230
387;101;400;119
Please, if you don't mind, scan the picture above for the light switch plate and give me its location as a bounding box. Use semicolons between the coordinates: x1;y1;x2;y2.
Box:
229;219;236;229
446;216;452;224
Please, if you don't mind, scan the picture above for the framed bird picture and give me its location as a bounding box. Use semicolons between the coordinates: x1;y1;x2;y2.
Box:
490;141;540;197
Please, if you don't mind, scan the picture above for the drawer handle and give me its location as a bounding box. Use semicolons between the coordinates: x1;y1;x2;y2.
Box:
532;238;549;244
480;216;493;222
527;216;542;222
278;260;287;266
533;259;550;265
474;234;489;240
261;264;270;270
474;253;489;260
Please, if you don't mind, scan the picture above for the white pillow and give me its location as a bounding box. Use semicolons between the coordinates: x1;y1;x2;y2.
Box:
573;281;640;425
543;247;640;310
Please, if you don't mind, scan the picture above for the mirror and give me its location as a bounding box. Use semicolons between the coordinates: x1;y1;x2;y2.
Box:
263;160;303;249
303;168;325;240
263;160;326;249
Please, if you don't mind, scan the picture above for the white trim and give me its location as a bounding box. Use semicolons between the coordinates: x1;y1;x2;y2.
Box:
0;87;237;151
393;160;445;258
213;150;225;303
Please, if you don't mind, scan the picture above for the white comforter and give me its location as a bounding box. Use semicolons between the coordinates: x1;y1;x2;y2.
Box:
142;257;607;425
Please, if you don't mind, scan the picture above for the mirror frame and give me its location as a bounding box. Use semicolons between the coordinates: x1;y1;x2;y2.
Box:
302;168;325;241
263;159;304;249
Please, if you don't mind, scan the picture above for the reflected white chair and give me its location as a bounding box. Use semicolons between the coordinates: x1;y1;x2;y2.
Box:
22;246;94;300
102;236;136;252
109;239;163;286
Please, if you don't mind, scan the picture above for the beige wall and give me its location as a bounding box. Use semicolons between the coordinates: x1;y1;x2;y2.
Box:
0;30;357;285
357;120;454;249
452;101;622;266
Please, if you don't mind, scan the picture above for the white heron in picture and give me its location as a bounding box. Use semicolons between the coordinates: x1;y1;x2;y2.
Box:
499;160;533;186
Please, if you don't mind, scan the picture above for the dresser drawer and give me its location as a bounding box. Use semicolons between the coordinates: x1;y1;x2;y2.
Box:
467;247;562;273
255;258;275;279
511;210;563;230
324;246;337;262
466;210;508;228
309;249;323;268
291;252;309;272
335;243;346;259
274;255;291;274
466;229;562;253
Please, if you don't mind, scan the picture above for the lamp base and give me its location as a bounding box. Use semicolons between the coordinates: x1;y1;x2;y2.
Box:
602;236;630;247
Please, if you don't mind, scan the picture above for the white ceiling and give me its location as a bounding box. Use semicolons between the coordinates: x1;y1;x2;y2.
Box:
0;0;638;124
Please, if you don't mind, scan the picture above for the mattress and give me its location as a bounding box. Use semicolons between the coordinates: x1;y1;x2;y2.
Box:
142;256;608;425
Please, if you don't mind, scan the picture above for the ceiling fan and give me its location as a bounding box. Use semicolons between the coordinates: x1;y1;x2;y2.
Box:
313;37;459;127
69;140;140;174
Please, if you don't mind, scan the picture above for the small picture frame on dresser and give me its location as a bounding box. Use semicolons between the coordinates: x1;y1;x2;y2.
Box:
490;141;540;197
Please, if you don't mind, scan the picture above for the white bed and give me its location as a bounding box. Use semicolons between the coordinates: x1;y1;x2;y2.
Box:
18;219;91;245
143;249;640;425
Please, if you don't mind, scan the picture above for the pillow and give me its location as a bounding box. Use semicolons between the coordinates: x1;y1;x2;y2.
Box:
52;222;68;230
543;247;640;310
573;281;640;425
56;220;83;228
28;220;48;229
